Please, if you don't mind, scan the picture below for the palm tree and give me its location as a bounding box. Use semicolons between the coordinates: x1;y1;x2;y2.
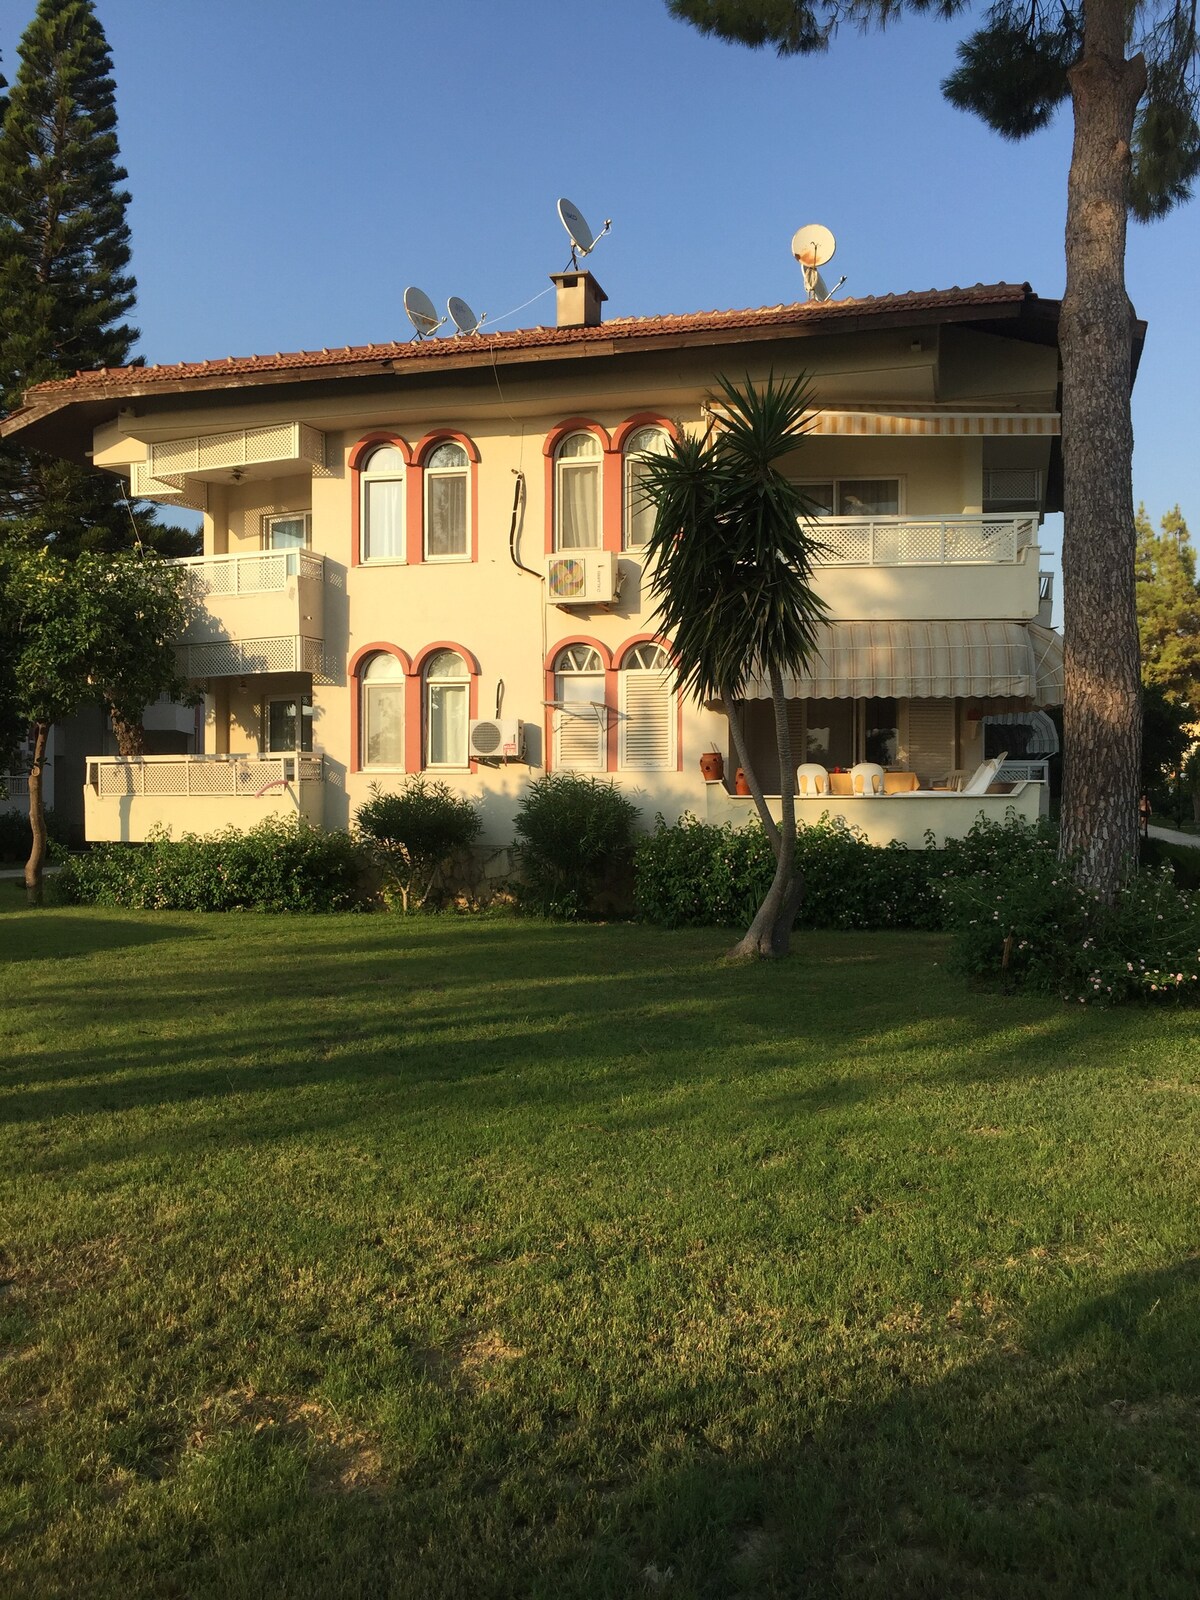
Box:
640;372;827;957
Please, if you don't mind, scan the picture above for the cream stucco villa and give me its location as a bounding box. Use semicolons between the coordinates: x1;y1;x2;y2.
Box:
1;272;1077;858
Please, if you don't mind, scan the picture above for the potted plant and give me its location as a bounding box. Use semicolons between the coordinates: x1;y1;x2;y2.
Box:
699;748;724;782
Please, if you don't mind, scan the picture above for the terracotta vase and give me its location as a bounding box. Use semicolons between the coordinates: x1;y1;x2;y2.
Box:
699;751;724;783
735;768;752;797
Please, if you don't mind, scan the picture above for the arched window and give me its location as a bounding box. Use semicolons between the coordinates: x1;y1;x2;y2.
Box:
555;432;602;550
360;444;406;562
424;650;470;768
553;643;606;770
623;427;669;551
361;653;405;767
619;643;675;770
424;441;470;560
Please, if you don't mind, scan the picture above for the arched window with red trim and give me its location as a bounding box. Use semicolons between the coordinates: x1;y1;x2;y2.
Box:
424;649;471;768
360;444;407;563
553;643;607;769
360;652;406;767
555;432;603;550
423;441;470;560
618;642;676;770
623;426;671;551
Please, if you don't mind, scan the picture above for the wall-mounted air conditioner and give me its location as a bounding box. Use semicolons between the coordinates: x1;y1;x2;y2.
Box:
468;718;525;761
545;551;619;607
983;468;1042;509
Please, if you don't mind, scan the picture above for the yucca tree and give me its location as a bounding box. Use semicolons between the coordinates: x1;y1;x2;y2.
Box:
640;372;828;958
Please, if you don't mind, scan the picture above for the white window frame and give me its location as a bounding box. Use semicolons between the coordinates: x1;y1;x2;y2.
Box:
262;511;312;552
361;653;406;769
360;444;408;565
424;650;471;770
554;431;603;552
623;427;670;551
552;644;607;771
618;643;676;771
265;693;313;754
423;441;471;562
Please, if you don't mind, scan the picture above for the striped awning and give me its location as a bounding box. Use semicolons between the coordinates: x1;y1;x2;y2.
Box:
740;621;1064;705
805;409;1060;437
982;708;1060;755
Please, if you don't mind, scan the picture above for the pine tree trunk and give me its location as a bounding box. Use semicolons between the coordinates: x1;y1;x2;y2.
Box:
24;720;49;908
728;667;804;958
109;706;144;758
1058;0;1146;897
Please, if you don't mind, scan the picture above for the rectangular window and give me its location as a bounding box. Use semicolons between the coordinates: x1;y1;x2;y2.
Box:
266;695;313;753
864;697;898;766
427;683;468;767
264;513;311;552
364;478;405;562
803;699;855;769
797;479;901;516
425;474;468;559
558;463;600;549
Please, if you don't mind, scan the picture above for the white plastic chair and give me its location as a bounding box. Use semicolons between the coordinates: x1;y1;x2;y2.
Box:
796;763;829;797
851;762;885;796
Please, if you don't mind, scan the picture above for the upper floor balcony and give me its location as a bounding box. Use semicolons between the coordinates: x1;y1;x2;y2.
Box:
171;549;328;680
808;514;1042;622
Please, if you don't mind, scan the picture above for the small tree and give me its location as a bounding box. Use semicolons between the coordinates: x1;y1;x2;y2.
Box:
1136;503;1200;707
640;372;827;959
354;778;482;912
0;547;195;903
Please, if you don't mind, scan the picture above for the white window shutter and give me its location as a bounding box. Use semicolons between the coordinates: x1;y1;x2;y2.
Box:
903;698;955;786
620;670;675;770
555;706;606;770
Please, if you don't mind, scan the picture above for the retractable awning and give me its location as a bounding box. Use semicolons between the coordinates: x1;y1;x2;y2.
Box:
982;708;1060;754
739;621;1063;705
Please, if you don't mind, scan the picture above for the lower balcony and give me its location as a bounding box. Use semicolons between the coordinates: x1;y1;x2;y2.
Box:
84;753;325;842
176;634;327;680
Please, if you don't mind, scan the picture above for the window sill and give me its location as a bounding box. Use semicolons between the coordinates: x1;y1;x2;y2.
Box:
358;558;408;567
422;554;472;564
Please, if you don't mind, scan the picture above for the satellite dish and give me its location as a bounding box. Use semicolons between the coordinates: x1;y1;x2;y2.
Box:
403;286;443;338
447;296;485;336
791;224;836;268
557;196;612;268
790;225;839;303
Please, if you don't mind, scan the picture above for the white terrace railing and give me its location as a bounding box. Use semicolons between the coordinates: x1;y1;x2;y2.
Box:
997;759;1050;785
168;548;324;597
87;752;325;800
1;773;30;802
812;515;1037;567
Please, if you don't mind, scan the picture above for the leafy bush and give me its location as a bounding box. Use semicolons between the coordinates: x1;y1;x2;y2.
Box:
57;816;365;912
354;778;482;912
1142;834;1200;892
636;811;957;931
940;838;1200;1004
513;774;638;918
0;805;68;865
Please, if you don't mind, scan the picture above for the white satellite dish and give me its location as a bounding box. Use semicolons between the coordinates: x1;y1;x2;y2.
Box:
403;285;443;338
447;296;485;336
557;197;611;268
791;225;840;303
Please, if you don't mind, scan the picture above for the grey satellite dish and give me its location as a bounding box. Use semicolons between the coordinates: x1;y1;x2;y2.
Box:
558;196;612;268
403;285;443;338
447;296;485;336
790;225;840;303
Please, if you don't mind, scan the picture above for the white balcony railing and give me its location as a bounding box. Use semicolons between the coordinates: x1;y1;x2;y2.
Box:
87;752;324;800
170;549;324;597
812;515;1036;567
1;773;30;802
997;760;1050;784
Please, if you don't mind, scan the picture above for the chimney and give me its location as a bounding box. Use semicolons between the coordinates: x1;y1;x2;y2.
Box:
550;270;607;329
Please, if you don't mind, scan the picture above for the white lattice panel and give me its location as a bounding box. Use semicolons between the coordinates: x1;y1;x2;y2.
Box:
811;516;1027;567
180;637;301;678
817;523;871;563
97;764;139;797
149;423;325;481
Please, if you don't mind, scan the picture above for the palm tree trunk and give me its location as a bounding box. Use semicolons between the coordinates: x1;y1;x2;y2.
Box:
720;677;782;856
728;666;804;958
24;720;50;908
1058;0;1146;897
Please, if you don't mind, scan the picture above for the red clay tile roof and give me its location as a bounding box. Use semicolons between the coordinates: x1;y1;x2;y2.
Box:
24;283;1033;397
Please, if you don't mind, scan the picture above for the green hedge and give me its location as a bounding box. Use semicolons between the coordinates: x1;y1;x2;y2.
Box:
634;812;1058;932
57;817;366;912
0;805;68;866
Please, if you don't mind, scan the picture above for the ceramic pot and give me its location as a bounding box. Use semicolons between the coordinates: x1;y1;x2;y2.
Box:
735;767;752;797
699;751;724;782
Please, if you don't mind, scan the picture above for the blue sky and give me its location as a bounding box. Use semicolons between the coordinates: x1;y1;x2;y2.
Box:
4;0;1197;562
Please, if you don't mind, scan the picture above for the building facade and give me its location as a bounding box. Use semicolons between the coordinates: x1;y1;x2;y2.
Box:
1;276;1070;859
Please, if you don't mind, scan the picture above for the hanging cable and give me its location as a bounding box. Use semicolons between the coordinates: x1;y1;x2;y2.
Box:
508;470;538;577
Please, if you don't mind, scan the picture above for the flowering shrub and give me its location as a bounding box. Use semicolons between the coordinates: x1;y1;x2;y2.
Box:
57;817;366;912
513;774;639;918
939;833;1200;1005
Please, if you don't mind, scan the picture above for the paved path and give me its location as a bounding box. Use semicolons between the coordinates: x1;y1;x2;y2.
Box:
1148;824;1200;850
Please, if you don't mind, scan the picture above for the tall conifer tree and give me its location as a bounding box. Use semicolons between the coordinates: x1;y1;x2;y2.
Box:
0;0;189;555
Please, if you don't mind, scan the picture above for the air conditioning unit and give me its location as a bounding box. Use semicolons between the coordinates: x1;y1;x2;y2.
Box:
468;718;525;761
983;468;1042;509
545;551;619;606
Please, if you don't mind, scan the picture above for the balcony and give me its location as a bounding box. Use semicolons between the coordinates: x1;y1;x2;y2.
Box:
171;550;327;680
84;753;325;842
807;515;1042;623
812;515;1036;567
1;773;29;814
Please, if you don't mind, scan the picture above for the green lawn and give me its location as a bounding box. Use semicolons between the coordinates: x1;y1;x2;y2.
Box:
2;899;1199;1598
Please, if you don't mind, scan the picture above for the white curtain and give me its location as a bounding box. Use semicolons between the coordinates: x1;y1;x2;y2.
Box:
365;478;404;561
365;685;403;765
558;463;599;549
426;474;467;557
428;683;468;765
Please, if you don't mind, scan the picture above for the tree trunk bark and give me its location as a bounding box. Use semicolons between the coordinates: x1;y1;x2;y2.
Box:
1058;0;1146;898
109;706;145;758
24;721;50;909
720;678;782;855
728;666;804;958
